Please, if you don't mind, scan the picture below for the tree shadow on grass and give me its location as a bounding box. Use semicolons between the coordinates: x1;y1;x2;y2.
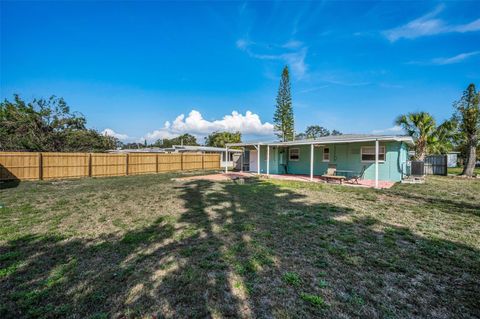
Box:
0;179;20;190
0;178;479;318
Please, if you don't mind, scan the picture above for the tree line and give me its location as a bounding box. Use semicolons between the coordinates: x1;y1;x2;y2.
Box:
0;95;117;152
0;95;243;151
123;131;242;149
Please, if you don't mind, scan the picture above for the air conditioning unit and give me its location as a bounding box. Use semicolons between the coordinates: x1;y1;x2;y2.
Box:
411;161;425;176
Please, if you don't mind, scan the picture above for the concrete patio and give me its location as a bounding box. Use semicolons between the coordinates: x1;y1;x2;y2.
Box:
173;172;396;188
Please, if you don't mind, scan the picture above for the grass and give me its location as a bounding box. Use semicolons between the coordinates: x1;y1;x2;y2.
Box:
282;272;302;286
448;166;480;176
0;172;479;318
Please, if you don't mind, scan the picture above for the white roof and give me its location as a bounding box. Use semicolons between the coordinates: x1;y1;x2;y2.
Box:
173;145;242;152
227;134;414;147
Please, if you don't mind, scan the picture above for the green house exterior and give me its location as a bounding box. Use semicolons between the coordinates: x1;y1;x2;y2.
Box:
227;135;413;183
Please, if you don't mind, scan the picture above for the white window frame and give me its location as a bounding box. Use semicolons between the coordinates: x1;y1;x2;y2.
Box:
289;148;300;161
322;147;330;162
361;146;386;163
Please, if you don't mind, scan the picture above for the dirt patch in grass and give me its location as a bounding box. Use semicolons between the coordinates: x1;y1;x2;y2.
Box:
1;173;479;318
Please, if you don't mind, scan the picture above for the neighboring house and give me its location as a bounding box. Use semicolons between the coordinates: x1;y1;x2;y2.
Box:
172;145;242;168
446;152;460;168
109;145;241;168
227;134;414;184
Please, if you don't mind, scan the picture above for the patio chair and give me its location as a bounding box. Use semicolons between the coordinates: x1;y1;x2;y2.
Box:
348;166;366;184
321;164;346;184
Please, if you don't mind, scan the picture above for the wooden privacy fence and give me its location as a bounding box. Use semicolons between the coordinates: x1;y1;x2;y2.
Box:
424;155;447;176
0;152;221;181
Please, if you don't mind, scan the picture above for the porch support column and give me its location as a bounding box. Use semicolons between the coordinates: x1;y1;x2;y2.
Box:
375;139;379;188
240;147;244;172
257;144;261;175
266;145;270;176
225;146;228;173
310;143;314;181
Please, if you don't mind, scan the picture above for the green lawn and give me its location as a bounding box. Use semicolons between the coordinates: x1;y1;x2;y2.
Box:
448;166;480;175
1;173;479;318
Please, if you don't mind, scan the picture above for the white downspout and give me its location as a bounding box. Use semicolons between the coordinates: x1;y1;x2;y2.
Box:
375;139;379;188
257;144;261;175
266;145;270;176
310;143;314;181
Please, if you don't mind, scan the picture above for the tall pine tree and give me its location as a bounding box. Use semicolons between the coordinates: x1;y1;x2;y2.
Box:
274;66;294;141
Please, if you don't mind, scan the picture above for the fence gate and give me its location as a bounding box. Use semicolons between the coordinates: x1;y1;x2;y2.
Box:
424;155;447;176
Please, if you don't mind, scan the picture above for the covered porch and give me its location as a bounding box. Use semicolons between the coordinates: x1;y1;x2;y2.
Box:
225;135;413;188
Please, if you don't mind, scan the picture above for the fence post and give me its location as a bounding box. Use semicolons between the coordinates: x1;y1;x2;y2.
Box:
126;153;129;175
88;153;92;177
38;153;43;180
156;154;159;173
202;152;205;170
181;153;184;171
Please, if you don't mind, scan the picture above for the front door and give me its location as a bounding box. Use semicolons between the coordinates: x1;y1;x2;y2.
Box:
249;150;258;172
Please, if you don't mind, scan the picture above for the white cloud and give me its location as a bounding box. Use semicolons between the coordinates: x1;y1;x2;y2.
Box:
235;39;251;50
431;51;480;65
371;125;404;134
282;40;304;49
383;5;480;42
142;127;179;142
101;128;130;141
142;110;274;142
236;38;308;79
103;110;274;144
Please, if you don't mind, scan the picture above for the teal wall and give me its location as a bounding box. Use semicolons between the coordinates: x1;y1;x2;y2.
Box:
256;141;408;182
258;145;280;174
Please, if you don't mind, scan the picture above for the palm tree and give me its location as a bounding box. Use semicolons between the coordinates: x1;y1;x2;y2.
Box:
395;112;438;161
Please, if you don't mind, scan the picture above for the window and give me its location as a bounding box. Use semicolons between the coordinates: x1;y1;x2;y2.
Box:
361;146;385;162
323;147;330;162
289;148;300;161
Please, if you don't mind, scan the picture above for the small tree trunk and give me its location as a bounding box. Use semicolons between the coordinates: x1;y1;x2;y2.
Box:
462;139;477;177
415;138;426;161
417;152;426;162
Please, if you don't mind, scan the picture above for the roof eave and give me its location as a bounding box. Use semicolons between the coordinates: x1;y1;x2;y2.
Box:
227;136;414;147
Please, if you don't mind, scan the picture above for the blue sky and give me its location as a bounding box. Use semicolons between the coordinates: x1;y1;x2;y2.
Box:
1;1;479;143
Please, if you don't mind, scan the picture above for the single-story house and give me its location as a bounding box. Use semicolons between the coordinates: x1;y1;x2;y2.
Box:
226;134;414;187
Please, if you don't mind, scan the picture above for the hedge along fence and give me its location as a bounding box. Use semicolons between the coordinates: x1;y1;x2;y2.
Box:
0;152;221;181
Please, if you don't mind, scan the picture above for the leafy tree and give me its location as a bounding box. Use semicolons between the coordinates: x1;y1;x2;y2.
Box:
205;131;241;148
395;112;454;161
331;130;343;136
295;126;342;140
304;125;330;139
0;95;116;152
63;129;118;152
427;119;456;155
122;142;144;149
153;133;198;148
453;83;479;176
274;66;294;141
295;132;307;140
